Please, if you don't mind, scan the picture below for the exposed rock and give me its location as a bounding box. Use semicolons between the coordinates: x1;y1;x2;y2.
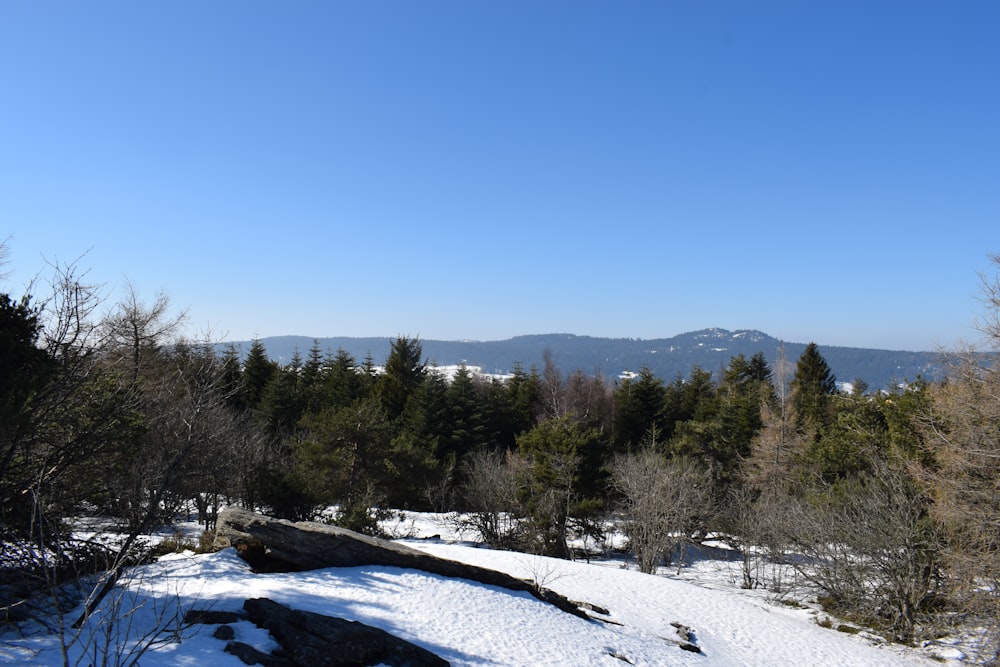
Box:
215;507;590;620
224;640;294;667
213;624;236;640
243;597;449;667
575;600;611;616
184;609;246;625
670;621;702;653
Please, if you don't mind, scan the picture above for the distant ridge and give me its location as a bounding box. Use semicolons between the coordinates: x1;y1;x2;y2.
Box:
219;328;947;390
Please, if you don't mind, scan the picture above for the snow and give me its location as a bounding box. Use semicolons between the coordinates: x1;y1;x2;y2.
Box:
1;513;959;667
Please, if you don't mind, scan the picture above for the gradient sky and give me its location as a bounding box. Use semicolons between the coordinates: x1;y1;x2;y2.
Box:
2;1;998;352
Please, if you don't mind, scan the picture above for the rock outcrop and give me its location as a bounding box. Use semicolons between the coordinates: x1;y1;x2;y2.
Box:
186;598;450;667
214;507;590;620
240;597;448;667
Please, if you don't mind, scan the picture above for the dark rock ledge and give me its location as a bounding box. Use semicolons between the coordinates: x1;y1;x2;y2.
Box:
185;598;448;667
213;507;591;620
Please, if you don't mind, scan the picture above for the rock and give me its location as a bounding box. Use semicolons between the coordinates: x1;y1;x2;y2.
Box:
243;597;449;667
184;609;246;625
225;640;294;667
215;507;590;620
670;621;702;653
213;624;236;640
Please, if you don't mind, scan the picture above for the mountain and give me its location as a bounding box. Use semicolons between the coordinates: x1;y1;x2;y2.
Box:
220;328;948;390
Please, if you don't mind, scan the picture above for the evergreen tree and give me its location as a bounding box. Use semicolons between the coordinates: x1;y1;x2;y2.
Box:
0;293;53;442
480;377;516;452
444;365;487;460
258;363;304;438
377;336;426;420
680;365;718;423
790;342;837;437
504;363;541;441
241;338;277;412
667;366;723;472
389;372;451;508
806;392;886;482
713;353;774;477
297;397;393;533
0;293;55;531
660;365;717;443
300;339;328;414
614;367;667;451
516;416;607;558
324;348;366;410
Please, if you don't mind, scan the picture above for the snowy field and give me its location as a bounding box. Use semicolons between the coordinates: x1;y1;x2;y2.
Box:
0;511;971;666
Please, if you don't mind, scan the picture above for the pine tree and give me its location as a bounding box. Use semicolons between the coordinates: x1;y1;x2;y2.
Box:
377;336;426;420
516;416;607;558
505;363;541;440
444;365;487;460
241;338;277;412
389;371;451;509
324;348;366;410
613;367;667;451
0;293;56;531
713;353;774;479
297;397;393;533
300;339;328;414
258;363;304;437
789;342;837;437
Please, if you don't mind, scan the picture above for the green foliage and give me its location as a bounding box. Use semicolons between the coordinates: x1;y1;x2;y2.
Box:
258;364;305;437
704;353;774;479
299;340;328;414
877;380;934;463
0;293;53;423
376;336;426;420
790;342;837;436
805;394;888;482
443;365;488;458
253;466;317;521
0;293;53;526
324;348;369;410
516;416;608;558
241;338;277;412
499;363;541;445
614;367;667;451
297;397;394;532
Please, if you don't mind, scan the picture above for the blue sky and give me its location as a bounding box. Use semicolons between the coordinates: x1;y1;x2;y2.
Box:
2;1;997;352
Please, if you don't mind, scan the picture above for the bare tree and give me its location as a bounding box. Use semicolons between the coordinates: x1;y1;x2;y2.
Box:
781;459;942;644
562;370;614;433
719;484;787;590
455;448;525;549
100;282;186;383
916;254;1000;662
73;297;236;626
611;432;715;574
975;253;1000;344
540;349;564;420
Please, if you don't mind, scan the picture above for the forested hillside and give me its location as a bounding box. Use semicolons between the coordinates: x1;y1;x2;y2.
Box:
5;247;1000;660
227;329;945;390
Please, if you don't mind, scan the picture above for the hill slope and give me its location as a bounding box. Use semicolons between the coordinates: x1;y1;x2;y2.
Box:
0;515;949;666
224;328;946;389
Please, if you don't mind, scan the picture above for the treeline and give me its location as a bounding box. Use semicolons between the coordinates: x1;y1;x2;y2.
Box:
4;249;1000;657
236;331;948;392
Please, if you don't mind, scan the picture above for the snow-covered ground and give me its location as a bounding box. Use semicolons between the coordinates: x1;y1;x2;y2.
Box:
0;511;969;666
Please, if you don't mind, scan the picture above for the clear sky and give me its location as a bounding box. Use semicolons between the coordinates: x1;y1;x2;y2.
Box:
2;1;998;352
